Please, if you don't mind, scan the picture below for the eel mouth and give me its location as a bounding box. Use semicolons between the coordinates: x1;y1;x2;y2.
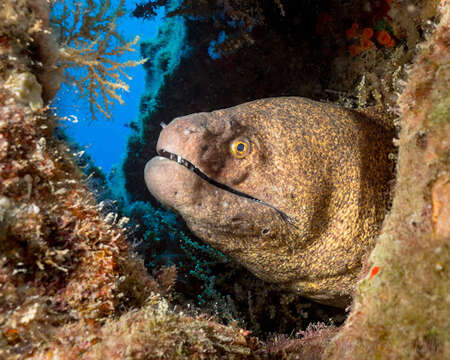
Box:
157;149;294;224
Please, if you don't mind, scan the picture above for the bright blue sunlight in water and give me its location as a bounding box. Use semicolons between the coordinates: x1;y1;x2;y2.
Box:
52;1;164;175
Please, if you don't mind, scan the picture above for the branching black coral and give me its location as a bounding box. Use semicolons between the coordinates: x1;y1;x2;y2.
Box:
133;0;168;19
133;0;286;55
51;0;146;119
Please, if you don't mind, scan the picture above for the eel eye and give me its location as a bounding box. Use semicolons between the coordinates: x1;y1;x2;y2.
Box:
230;139;250;158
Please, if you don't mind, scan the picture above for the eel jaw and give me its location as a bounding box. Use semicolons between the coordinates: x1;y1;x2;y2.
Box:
156;149;295;224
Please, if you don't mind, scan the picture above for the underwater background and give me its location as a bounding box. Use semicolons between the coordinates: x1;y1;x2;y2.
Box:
54;1;165;175
0;0;448;358
51;0;348;335
53;0;365;333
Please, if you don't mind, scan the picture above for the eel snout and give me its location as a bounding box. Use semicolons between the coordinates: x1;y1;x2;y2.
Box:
144;113;210;210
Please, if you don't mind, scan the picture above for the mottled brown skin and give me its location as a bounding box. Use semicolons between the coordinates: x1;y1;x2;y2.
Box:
144;97;394;307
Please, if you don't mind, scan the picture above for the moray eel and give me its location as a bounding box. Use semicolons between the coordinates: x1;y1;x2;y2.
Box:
144;97;394;307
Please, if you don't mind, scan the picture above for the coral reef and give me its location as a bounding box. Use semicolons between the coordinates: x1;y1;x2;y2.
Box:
134;0;288;53
38;294;261;359
325;4;450;358
50;0;146;119
267;323;338;359
0;85;156;357
132;0;436;109
327;0;441;109
1;0;448;358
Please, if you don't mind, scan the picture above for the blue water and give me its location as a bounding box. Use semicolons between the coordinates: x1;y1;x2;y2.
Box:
52;1;165;175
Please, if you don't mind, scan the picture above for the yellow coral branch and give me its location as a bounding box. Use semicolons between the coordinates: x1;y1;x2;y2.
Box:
51;0;147;120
